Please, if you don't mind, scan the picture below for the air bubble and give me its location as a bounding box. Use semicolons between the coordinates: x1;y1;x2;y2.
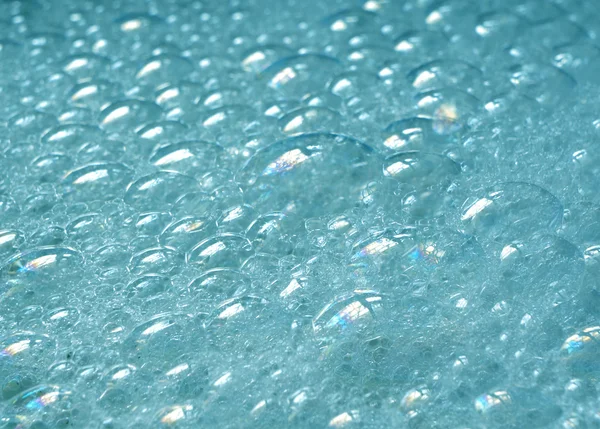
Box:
186;233;253;270
124;171;199;210
239;133;380;217
99;99;162;134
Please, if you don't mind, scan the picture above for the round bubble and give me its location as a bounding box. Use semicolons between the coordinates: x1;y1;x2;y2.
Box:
160;216;215;252
149;140;223;176
62;162;133;202
279;106;342;135
239;133;380;217
186;233;253;271
261;54;344;99
99;99;162;134
383;151;461;190
460;182;563;243
124;171;199;211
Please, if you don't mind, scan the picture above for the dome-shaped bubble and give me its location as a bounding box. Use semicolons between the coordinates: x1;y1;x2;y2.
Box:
475;10;525;52
475;387;562;428
246;212;299;255
66;212;106;244
394;30;448;59
122;313;192;364
135;54;194;89
136;120;191;155
349;229;418;281
155;404;197;426
41;124;105;152
155;79;202;110
30;153;74;184
199;87;245;111
381;117;449;152
553;42;600;84
424;0;480;35
149;140;223;176
160;216;215;252
202;104;266;146
0;229;23;257
99;99;162;133
128;246;183;276
126;274;172;300
415;88;481;134
261;54;345;99
216;204;257;233
242;44;295;74
328;71;382;100
561;326;600;378
115;12;166;35
312;289;384;342
61;53;112;82
345;45;396;72
279;106;342;135
407;59;484;96
94;243;130;279
186;233;254;270
124;171;199;210
460;182;563;243
8;110;59;143
44;306;80;330
4;385;78;426
509;63;576;105
0;333;56;375
497;234;584;304
322;8;378;34
1;246;83;283
383;151;461;190
62;162;133;202
204;295;268;329
239;133;380;217
68;79;123;111
188;268;250;301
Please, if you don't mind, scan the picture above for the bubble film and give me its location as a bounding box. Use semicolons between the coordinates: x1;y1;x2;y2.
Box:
1;0;600;427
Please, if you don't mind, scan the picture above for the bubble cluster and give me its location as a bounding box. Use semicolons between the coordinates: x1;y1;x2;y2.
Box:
1;0;600;427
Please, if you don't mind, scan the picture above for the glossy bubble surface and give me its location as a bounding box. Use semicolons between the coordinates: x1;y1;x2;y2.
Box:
1;0;598;427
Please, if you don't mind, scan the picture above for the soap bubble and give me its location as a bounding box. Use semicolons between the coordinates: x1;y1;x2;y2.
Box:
1;246;83;287
380;117;449;152
414;88;481;134
128;246;183;276
99;99;162;134
135;54;194;89
475;387;562;428
313;289;384;343
239;133;380;217
509;63;576;105
241;44;294;74
460;182;563;244
188;268;250;302
62;162;133;202
561;326;600;378
149;140;223;176
62;53;112;82
279;106;342;135
160;216;215;252
124;171;199;210
383;151;461;190
261;54;344;99
122;313;193;365
407;59;484;96
186;233;253;270
68;79;123;111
